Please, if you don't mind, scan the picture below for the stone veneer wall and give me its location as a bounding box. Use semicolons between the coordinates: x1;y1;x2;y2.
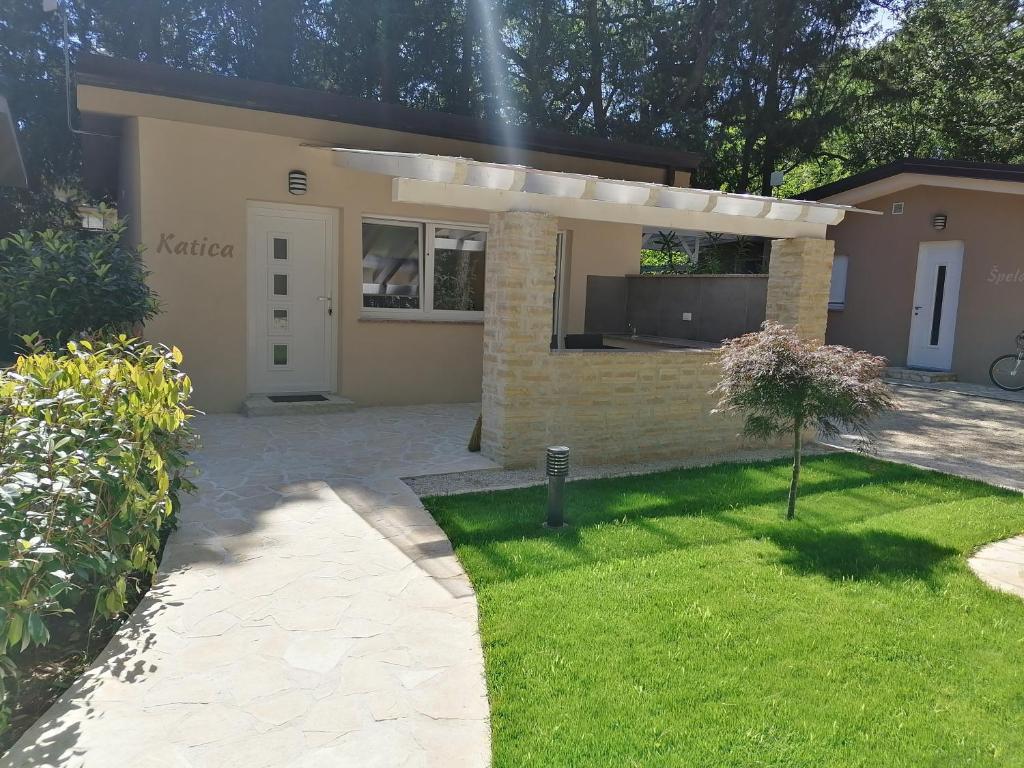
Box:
481;211;835;468
764;237;836;340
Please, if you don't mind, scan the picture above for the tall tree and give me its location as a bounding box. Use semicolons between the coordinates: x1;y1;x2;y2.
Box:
702;0;875;194
0;0;950;234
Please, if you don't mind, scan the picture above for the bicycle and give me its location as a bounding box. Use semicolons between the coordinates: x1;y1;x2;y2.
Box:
989;331;1024;391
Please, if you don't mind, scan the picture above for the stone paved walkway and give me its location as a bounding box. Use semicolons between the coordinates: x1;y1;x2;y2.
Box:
828;383;1024;491
2;405;496;768
969;535;1024;600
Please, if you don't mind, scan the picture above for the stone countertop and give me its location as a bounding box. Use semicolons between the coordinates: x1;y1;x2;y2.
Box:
603;334;719;351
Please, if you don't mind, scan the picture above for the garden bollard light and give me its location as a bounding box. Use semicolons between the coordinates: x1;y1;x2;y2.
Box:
545;446;570;528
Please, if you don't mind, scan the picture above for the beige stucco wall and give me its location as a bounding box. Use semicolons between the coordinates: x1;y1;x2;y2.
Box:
480;210;835;468
825;185;1024;383
114;115;645;412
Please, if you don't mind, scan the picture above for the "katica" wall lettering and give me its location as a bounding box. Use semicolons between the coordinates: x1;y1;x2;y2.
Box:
157;233;235;258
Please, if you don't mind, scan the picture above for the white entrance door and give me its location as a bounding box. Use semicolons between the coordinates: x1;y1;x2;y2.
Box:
247;203;336;394
907;241;964;371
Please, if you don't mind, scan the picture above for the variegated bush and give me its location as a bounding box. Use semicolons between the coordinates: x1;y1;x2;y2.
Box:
0;337;196;730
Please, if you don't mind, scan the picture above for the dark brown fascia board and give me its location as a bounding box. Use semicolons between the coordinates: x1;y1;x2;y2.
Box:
76;54;702;173
799;158;1024;201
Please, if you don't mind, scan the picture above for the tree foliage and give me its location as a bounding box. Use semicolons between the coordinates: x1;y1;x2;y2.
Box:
782;0;1024;193
0;217;158;357
714;322;894;518
0;337;195;731
1;0;1020;229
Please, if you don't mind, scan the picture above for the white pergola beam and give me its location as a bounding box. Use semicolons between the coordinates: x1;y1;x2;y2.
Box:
331;147;876;239
392;178;832;240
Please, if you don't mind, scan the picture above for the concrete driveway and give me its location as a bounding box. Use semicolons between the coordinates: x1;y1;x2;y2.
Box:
2;404;495;768
829;383;1024;491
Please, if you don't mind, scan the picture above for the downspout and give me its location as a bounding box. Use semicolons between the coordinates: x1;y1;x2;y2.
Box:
0;74;28;188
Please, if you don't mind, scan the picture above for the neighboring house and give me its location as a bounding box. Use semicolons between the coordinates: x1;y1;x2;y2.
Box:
802;159;1024;383
76;54;864;467
0;74;28;188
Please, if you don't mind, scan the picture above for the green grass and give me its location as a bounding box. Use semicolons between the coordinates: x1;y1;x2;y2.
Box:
424;454;1024;767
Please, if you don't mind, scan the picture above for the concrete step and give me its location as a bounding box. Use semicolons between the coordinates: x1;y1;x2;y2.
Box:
241;393;356;417
884;367;959;384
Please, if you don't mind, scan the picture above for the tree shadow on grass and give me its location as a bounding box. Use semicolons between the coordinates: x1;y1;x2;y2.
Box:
438;455;993;550
446;456;985;589
756;525;958;583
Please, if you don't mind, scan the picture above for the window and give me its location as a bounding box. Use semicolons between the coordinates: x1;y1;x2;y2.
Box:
272;273;288;296
362;218;487;319
273;237;288;260
929;265;947;346
432;227;486;312
362;220;421;310
828;254;849;310
78;205;116;231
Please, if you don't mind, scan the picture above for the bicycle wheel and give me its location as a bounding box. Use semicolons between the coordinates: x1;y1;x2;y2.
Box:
989;354;1024;391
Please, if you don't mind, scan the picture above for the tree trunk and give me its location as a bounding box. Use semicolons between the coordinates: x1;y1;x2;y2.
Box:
456;0;476;115
584;0;607;136
676;0;727;110
787;420;802;519
251;0;302;83
377;0;402;103
136;0;163;61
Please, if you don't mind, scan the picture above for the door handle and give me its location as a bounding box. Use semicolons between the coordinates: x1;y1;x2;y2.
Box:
316;296;334;316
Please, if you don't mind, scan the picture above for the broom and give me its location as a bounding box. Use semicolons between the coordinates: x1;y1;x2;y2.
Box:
468;414;482;452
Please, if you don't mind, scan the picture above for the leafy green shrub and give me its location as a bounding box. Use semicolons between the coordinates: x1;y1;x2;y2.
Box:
0;337;195;730
0;219;158;357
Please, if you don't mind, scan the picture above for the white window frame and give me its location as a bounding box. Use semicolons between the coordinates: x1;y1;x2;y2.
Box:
361;215;488;322
828;254;849;311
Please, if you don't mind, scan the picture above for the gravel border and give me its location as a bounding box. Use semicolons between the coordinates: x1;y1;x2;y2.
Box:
402;443;838;498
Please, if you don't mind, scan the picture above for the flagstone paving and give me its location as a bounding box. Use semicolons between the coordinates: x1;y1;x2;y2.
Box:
970;535;1024;601
2;404;496;768
827;383;1024;492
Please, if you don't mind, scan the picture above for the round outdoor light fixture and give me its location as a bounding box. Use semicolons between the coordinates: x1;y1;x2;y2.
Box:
932;213;948;230
288;170;308;195
544;446;570;529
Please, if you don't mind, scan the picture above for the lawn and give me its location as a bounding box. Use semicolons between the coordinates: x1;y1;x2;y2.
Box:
424;454;1024;767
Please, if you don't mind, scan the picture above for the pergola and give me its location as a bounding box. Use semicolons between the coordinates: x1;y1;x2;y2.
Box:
331;147;871;240
327;147;877;468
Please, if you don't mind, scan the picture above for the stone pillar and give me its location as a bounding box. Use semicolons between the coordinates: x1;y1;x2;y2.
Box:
480;211;559;467
765;237;835;340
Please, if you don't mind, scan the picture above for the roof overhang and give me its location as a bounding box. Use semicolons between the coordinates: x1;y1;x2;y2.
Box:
0;76;28;188
331;148;876;239
76;54;702;174
800;158;1024;206
816;172;1024;206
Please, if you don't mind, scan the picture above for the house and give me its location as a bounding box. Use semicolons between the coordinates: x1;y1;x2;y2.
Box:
0;74;27;188
802;159;1024;384
76;54;865;467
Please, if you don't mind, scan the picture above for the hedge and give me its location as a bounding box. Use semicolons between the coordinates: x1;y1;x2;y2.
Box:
0;337;195;731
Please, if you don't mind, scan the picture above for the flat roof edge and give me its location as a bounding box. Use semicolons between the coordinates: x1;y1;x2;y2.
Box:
76;54;702;172
800;158;1024;201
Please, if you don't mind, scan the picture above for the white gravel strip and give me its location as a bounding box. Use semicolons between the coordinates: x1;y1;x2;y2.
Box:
403;444;838;498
